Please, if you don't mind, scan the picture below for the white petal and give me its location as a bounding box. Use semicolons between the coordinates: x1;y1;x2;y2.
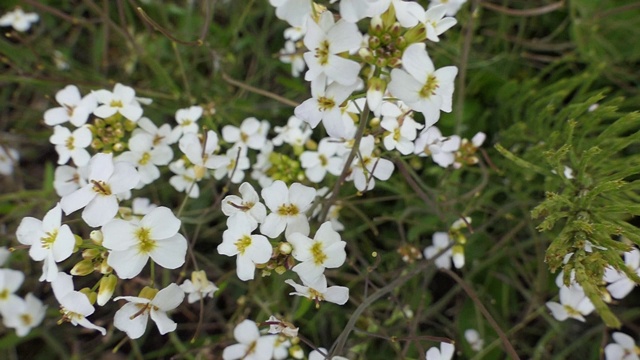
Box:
149;234;187;270
114;302;148;339
141;207;181;240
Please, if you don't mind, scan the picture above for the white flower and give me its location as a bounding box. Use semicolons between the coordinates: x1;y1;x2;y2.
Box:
51;272;106;335
424;232;453;270
288;222;347;283
2;293;46;337
285;275;349;307
309;347;349;360
53;164;88;197
102;206;187;279
272;116;312;147
60;152;140;227
414;126;461;168
16;203;76;282
180;270;218;304
426;342;455;360
299;138;344;182
117;132;173;185
348;135;394;191
604;248;640;300
303;12;363;86
388;43;458;127
545;284;595;322
221;182;267;229
223;319;277;360
279;40;306;77
132;197;158;216
114;283;184;339
464;329;484;352
417;5;458;42
50;125;93;166
269;0;312;27
218;216;272;281
212;147;251;184
44;85;97;127
174;106;203;137
428;0;467;16
222;117;270;150
169;159;200;198
179;130;227;179
0;8;39;32
93;83;143;122
134;117;180;148
295;76;360;139
0;146;19;175
260;180;316;238
605;332;640;360
0;269;25;315
380;108;423;155
265;315;299;338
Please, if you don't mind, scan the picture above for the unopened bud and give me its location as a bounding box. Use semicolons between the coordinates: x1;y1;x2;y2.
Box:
71;259;95;276
79;288;97;305
97;274;118;306
278;242;293;255
90;230;103;245
368;35;381;49
369;16;383;35
138;286;159;300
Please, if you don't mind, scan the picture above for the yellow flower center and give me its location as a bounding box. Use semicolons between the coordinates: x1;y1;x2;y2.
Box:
20;313;32;326
311;242;327;265
317;96;336;112
109;100;123;108
315;40;330;65
139;152;151;165
234;235;253;255
41;230;59;249
419;75;439;99
277;204;299;216
0;289;8;300
91;180;112;196
136;227;156;253
65;136;75;150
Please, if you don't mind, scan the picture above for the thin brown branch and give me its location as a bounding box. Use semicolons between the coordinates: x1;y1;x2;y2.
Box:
221;73;299;107
443;269;521;360
481;1;565;17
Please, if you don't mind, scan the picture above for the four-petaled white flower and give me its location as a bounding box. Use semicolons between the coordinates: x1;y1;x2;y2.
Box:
295;76;360;139
221;182;267;229
285;275;349;307
423;232;453;270
60;152;140;227
0;269;25;315
299;138;344;182
417;5;458;42
53;164;88;197
426;342;455;360
222;117;270;150
465;329;484;352
260;180;317;238
51;272;106;335
0;8;39;32
348;135;394;191
93;83;143;122
388;43;458;127
16;203;76;282
414;126;461;168
223;319;277;360
604;248;640;300
50;125;93;166
113;283;185;339
546;284;595;322
44;85;97;127
604;332;640;360
288;221;347;283
2;293;47;337
303;12;363;86
174;105;203;137
102;206;188;279
180;270;219;304
218;216;272;281
380;107;423;155
117;132;174;185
